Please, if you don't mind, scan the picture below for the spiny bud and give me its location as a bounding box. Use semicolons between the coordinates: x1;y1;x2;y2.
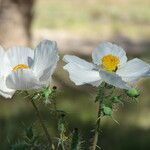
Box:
102;106;112;116
126;88;140;98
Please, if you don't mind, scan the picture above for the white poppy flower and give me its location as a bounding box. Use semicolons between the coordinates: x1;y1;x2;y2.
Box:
5;40;59;91
63;42;150;89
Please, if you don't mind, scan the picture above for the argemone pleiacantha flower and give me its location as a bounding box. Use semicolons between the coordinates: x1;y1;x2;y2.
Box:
63;42;150;89
0;40;59;98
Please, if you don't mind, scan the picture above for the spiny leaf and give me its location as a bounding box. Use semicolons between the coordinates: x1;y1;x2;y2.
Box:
111;96;123;104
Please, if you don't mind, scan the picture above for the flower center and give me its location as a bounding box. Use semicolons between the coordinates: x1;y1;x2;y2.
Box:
101;54;120;72
13;64;29;71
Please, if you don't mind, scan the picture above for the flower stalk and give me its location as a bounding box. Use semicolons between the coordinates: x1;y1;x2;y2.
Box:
92;83;105;150
92;102;101;150
30;99;53;149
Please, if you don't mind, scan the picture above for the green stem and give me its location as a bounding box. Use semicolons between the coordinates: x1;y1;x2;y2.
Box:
92;83;105;150
30;99;53;149
61;141;65;150
92;101;101;150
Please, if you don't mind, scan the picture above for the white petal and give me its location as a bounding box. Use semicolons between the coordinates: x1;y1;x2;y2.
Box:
6;69;41;90
0;46;6;74
117;58;150;83
63;55;94;70
92;42;127;67
0;47;15;98
0;77;15;98
0;91;14;99
99;70;131;89
32;40;59;82
90;80;103;87
7;46;34;68
64;63;101;86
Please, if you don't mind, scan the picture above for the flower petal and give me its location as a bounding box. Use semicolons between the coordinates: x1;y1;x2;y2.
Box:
90;80;103;87
92;42;127;67
63;55;94;70
64;63;101;86
7;46;34;68
117;58;150;83
99;70;131;89
0;77;15;98
0;46;15;98
0;46;5;74
0;91;14;99
32;40;59;82
6;69;41;90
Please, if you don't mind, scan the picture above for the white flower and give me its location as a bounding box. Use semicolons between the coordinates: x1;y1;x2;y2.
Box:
3;40;59;95
63;42;150;89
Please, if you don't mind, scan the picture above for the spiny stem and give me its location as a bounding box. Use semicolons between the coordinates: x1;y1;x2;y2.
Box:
30;99;53;149
61;141;65;150
71;128;80;150
92;101;101;150
92;83;105;150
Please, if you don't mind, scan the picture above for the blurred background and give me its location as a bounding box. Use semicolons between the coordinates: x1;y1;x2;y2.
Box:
0;0;150;149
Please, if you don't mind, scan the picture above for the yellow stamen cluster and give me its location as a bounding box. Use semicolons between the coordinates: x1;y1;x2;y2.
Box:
102;54;120;72
13;64;29;71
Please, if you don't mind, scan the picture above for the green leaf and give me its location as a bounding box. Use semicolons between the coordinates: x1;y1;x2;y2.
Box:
111;96;122;104
58;114;66;133
102;98;113;108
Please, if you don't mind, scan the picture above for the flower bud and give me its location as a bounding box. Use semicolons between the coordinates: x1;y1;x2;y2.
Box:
126;88;140;98
102;106;112;116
